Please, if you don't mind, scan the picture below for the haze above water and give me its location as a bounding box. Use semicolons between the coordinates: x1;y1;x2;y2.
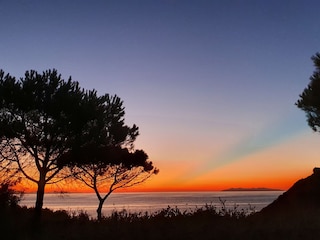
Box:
20;191;282;218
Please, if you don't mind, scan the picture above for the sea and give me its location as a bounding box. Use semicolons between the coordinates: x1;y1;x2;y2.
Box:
20;191;283;218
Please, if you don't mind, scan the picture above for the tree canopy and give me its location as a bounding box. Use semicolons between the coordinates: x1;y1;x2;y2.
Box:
0;69;98;216
0;69;157;219
65;145;158;220
296;53;320;132
60;102;158;220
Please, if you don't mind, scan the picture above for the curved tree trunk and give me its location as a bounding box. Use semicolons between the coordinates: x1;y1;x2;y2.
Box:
96;192;112;221
97;199;105;221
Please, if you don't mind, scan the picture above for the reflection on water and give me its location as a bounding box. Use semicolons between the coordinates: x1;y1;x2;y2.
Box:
20;191;282;218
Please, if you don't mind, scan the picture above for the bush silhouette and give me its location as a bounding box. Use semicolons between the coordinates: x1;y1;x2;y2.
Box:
0;182;22;209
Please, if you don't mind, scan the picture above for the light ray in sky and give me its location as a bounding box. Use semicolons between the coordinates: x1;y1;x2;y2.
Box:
187;111;308;180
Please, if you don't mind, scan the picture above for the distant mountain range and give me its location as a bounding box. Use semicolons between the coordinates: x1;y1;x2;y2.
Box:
222;187;283;192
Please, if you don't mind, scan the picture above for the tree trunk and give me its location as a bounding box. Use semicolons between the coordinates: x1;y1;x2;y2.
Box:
97;199;105;221
34;176;46;219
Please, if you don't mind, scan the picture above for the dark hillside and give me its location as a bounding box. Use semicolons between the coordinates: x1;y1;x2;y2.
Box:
247;168;320;240
260;168;320;215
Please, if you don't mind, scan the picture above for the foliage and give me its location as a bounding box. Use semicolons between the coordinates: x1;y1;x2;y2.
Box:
0;181;23;209
296;52;320;132
68;147;158;195
0;69;89;214
0;69;148;218
2;200;318;240
60;97;159;220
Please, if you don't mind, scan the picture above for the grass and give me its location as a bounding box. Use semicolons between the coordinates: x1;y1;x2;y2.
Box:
1;199;320;240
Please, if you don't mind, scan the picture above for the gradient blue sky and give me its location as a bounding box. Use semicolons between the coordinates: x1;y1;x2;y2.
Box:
1;0;320;191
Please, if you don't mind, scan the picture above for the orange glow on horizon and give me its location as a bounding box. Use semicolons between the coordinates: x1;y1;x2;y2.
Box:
12;131;319;194
14;168;310;194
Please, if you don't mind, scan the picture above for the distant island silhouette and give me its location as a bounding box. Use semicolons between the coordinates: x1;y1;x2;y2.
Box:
222;187;283;191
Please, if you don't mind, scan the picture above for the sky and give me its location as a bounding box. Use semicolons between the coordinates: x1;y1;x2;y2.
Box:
1;0;320;192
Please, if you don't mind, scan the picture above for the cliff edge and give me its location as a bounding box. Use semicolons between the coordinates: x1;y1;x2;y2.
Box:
259;168;320;217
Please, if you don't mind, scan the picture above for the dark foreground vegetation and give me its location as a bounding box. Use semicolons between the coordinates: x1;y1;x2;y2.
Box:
1;201;320;240
2;170;320;240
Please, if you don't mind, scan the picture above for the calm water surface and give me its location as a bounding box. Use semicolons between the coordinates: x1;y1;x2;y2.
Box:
20;191;282;218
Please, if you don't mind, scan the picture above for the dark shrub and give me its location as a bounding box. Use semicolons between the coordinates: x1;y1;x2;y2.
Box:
0;182;22;208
